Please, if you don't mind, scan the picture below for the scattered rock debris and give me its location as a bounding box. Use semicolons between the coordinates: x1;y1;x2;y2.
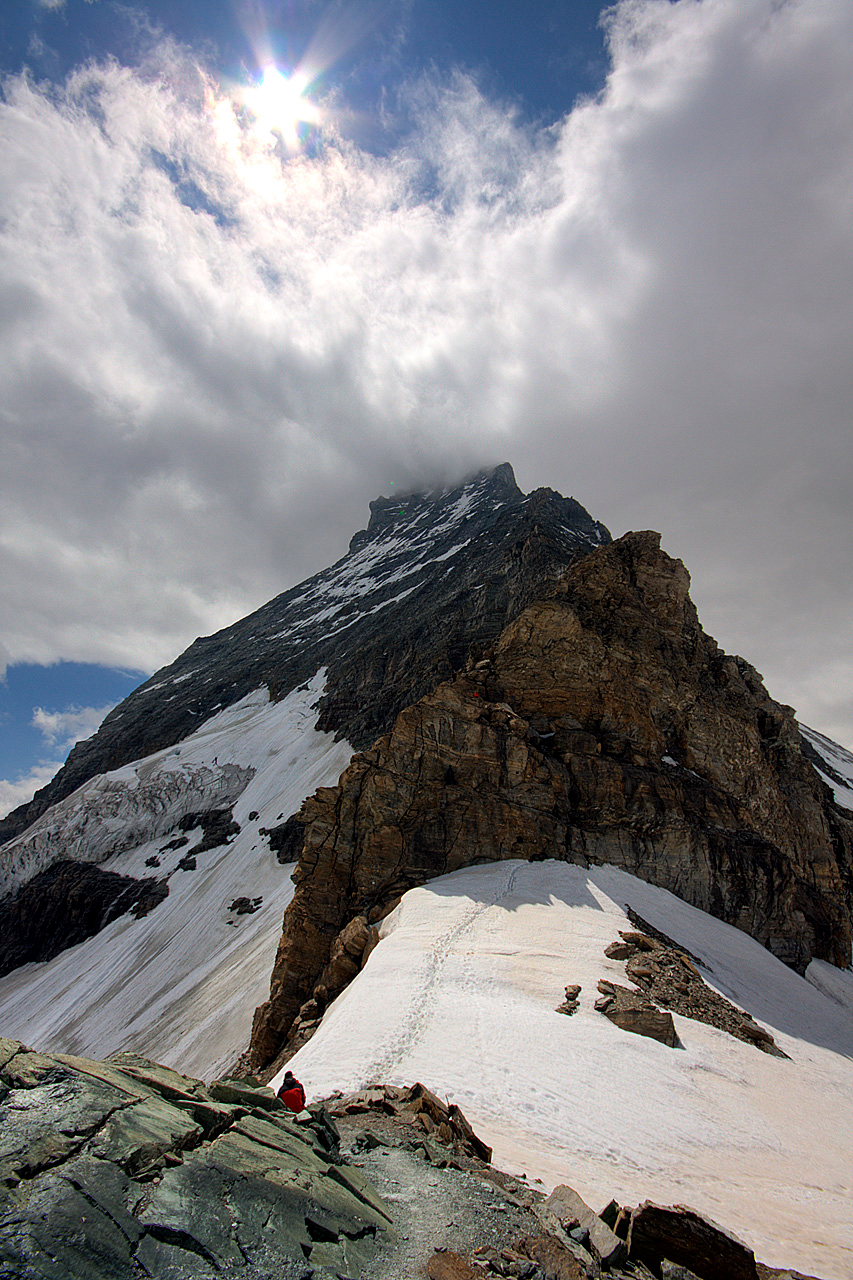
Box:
229;896;263;915
604;927;788;1057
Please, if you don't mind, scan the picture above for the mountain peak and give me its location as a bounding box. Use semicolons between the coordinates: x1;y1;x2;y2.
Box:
354;462;523;548
0;465;609;843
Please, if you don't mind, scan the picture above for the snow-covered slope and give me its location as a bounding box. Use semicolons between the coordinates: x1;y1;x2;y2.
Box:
0;671;353;1078
802;723;853;812
276;860;853;1280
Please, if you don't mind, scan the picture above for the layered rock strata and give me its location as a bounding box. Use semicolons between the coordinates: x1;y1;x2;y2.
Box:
251;531;853;1068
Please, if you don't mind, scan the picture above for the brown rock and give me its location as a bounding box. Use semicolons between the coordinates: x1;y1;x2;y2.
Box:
544;1185;627;1266
250;532;853;1068
515;1232;588;1278
595;982;680;1047
604;941;637;960
427;1251;483;1280
628;1201;758;1280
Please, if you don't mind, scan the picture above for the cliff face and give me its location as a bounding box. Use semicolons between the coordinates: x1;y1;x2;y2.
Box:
250;531;853;1069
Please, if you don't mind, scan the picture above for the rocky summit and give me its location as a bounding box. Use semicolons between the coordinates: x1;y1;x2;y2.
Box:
250;530;853;1069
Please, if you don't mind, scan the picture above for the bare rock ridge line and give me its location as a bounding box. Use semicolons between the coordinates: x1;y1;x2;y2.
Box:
0;463;609;848
250;530;853;1070
0;1039;828;1280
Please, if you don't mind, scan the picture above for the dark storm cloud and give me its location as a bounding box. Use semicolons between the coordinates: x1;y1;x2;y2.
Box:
0;0;851;744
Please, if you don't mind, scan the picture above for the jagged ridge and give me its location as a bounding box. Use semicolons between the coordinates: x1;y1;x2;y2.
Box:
0;464;609;849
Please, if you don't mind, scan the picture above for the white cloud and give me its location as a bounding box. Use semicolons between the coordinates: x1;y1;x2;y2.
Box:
0;762;65;820
32;703;116;752
1;0;852;745
0;701;115;816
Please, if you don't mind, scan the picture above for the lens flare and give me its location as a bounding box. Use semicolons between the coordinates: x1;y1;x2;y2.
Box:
243;66;322;150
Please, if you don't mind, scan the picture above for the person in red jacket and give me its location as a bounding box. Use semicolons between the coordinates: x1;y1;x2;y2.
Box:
277;1069;306;1112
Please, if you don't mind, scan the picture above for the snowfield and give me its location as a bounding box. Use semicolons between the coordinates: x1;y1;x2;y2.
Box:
276;859;853;1280
801;723;853;812
0;671;353;1079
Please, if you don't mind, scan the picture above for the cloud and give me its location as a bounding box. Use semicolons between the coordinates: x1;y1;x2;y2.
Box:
0;762;65;820
1;0;852;746
32;703;116;752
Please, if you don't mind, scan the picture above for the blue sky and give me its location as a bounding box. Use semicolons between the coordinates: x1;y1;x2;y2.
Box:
2;0;853;815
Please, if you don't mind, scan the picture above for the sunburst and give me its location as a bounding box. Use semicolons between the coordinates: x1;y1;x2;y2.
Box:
243;67;322;150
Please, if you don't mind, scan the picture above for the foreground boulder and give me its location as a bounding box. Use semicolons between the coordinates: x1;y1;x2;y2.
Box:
627;1201;759;1280
0;1038;393;1279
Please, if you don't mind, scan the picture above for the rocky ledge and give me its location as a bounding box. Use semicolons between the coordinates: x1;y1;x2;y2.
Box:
0;1046;827;1280
0;1038;393;1279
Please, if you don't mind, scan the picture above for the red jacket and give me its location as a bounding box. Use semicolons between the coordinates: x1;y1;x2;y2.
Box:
278;1081;306;1112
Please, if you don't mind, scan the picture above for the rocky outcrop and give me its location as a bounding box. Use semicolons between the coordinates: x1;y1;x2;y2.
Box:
2;1044;828;1280
1;465;609;847
604;922;787;1056
0;1038;393;1279
0;861;168;979
594;980;680;1047
250;532;852;1068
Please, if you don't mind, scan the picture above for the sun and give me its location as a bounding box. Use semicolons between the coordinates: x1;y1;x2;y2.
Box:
243;67;322;150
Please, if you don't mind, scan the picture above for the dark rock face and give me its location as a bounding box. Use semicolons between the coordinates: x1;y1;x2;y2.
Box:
1;465;609;847
0;862;168;979
627;1201;759;1280
261;814;306;864
0;1038;394;1280
177;807;240;853
250;531;852;1068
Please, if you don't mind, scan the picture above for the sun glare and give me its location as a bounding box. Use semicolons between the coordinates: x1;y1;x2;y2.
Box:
243;67;322;150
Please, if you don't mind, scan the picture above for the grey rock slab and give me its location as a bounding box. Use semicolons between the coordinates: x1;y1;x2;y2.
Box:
1;1050;72;1089
0;1076;133;1186
104;1052;211;1102
53;1053;153;1101
0;1160;141;1280
0;1038;24;1071
137;1156;246;1270
208;1077;285;1111
88;1094;204;1176
132;1230;221;1280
